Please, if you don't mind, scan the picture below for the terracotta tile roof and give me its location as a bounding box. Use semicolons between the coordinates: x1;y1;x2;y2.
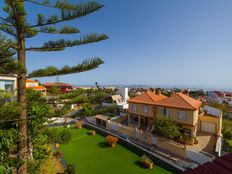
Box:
43;82;72;87
155;92;202;110
184;153;232;174
127;91;167;105
26;79;38;83
27;86;46;90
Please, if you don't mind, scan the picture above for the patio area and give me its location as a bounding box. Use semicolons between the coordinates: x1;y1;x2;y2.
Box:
188;132;217;153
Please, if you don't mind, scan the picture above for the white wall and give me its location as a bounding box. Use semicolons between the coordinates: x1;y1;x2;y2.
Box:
0;75;17;92
118;87;129;101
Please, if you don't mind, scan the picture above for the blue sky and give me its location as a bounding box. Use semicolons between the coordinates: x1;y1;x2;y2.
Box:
1;0;232;90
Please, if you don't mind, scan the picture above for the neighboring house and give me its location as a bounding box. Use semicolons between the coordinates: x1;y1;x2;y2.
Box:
216;91;232;106
0;74;17;93
44;82;73;93
26;79;47;95
102;87;129;110
206;90;232;106
127;91;222;138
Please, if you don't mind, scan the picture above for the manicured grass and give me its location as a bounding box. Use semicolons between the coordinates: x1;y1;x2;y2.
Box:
60;128;173;174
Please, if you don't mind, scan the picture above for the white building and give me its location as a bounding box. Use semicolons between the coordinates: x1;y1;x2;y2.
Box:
0;74;17;93
102;87;129;110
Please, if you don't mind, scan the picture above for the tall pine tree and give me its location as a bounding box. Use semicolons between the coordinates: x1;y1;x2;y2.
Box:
0;0;108;173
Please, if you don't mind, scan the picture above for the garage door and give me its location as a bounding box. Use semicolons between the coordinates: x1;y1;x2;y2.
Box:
201;121;216;134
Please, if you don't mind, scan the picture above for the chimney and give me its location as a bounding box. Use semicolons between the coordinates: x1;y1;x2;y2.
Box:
156;89;161;95
171;90;176;96
186;91;189;96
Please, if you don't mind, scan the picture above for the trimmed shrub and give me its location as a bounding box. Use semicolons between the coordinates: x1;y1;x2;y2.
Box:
75;122;83;129
105;135;118;147
87;130;96;136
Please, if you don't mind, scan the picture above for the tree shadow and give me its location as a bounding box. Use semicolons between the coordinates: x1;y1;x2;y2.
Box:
134;160;146;169
98;141;110;148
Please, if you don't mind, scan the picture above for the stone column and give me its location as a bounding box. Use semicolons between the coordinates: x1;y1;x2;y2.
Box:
138;116;141;127
128;113;130;126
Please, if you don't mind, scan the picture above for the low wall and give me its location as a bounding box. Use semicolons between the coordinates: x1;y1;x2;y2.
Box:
83;123;184;174
108;120;186;158
157;138;187;159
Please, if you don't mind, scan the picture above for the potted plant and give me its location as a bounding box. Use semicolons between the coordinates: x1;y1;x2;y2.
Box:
75;121;83;129
140;154;154;169
88;130;96;136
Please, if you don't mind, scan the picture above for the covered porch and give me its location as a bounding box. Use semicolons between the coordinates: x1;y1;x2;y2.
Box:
128;113;154;131
94;115;110;128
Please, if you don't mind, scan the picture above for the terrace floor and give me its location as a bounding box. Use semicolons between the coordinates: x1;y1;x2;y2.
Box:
188;132;217;153
59;127;173;174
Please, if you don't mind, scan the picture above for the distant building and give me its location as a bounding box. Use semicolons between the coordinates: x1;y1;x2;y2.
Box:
207;91;232;106
26;79;47;95
44;82;73;93
0;74;17;93
74;86;116;91
102;87;129;110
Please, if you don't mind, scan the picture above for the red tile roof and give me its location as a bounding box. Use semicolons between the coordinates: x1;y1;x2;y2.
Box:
184;153;232;174
43;82;72;87
26;79;38;83
155;92;202;110
127;91;167;105
26;86;46;90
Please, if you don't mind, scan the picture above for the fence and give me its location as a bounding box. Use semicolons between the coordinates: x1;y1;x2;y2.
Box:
107;120;187;158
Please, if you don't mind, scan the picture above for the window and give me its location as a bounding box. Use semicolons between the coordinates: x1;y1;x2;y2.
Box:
0;80;14;92
161;108;170;117
132;104;136;112
143;105;148;113
178;111;187;120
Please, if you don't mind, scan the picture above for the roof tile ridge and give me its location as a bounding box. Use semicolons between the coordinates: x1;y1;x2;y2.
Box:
177;93;196;109
146;92;157;103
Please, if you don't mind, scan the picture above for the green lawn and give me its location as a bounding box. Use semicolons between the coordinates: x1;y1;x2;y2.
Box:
60;128;173;174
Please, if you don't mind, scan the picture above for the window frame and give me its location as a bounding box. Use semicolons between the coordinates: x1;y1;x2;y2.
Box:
161;108;170;117
131;104;137;112
143;105;148;113
178;110;187;121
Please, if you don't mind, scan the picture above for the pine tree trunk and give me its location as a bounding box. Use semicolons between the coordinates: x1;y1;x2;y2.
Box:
18;46;28;174
17;1;28;173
